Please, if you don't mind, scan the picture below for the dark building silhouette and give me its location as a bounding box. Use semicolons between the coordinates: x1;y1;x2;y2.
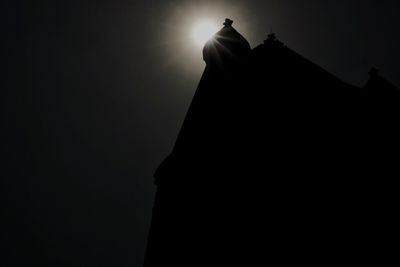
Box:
144;19;398;266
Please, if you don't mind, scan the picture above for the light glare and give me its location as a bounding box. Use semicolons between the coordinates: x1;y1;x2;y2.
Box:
192;20;219;47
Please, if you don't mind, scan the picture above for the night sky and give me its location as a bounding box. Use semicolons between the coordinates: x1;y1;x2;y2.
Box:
2;1;400;266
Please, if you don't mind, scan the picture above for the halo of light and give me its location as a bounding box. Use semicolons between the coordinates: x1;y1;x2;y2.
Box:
159;2;251;74
192;20;219;47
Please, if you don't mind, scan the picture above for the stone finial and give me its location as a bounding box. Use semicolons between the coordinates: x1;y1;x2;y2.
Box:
267;33;277;41
223;18;233;27
264;33;284;46
369;67;379;77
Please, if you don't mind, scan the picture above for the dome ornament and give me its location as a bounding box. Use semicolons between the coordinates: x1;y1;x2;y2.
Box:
264;32;284;46
267;33;277;41
223;18;234;27
369;67;380;77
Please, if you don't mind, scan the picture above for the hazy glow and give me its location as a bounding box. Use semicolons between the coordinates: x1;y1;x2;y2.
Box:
159;1;251;76
192;20;219;47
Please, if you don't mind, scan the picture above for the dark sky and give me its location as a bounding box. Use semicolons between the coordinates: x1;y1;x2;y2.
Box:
2;1;399;266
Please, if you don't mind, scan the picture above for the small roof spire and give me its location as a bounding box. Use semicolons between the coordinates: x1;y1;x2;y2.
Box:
369;67;380;77
263;32;284;46
223;18;233;27
267;33;277;41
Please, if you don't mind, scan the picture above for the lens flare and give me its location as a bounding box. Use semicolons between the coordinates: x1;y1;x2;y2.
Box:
192;20;219;46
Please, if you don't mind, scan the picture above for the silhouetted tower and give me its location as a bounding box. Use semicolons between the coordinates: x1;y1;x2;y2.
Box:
153;19;251;186
144;19;251;266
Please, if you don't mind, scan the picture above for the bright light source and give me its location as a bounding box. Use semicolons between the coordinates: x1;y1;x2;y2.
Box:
192;20;219;47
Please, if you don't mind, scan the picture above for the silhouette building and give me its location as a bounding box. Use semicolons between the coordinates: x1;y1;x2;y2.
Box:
144;19;398;266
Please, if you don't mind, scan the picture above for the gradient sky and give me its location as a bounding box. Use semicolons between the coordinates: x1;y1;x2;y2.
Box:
3;1;400;266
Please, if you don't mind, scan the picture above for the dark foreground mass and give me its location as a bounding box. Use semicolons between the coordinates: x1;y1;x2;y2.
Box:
144;20;398;266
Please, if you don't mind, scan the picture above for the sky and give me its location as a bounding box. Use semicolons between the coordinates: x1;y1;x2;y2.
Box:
2;1;400;266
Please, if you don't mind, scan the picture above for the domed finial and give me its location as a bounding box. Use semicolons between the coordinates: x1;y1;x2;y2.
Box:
223;18;233;27
263;32;284;46
369;67;379;77
267;33;277;41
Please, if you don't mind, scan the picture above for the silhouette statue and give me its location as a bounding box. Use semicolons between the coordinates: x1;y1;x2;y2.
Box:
144;19;398;266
